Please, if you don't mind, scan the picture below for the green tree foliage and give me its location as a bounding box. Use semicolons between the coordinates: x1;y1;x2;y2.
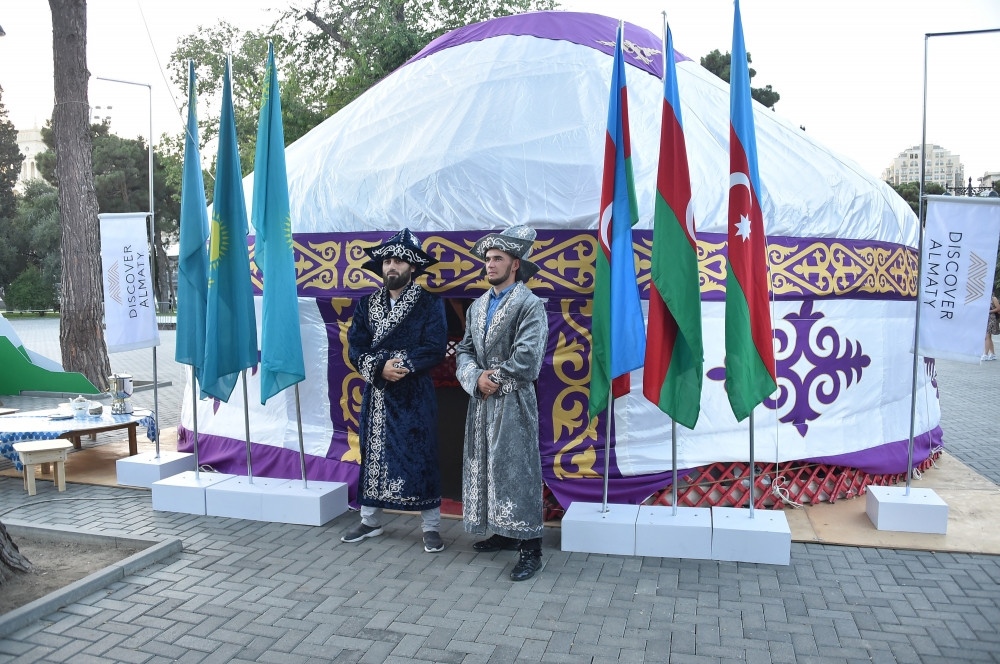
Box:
0;180;61;295
0;87;24;221
886;180;947;217
35;122;179;301
700;49;780;109
6;265;56;311
167;0;555;174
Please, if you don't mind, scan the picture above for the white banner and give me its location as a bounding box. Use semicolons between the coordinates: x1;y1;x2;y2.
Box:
99;213;160;353
916;196;1000;363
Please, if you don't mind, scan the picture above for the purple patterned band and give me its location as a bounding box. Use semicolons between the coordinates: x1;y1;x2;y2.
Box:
248;230;917;302
403;11;689;80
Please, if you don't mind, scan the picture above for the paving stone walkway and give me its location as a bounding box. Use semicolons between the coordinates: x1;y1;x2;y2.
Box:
0;319;998;663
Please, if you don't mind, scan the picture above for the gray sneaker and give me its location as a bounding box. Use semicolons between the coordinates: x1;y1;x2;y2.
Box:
341;522;383;543
423;531;444;552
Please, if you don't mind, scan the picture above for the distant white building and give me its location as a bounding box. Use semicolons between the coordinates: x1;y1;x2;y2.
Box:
882;144;965;189
978;171;1000;188
15;125;46;191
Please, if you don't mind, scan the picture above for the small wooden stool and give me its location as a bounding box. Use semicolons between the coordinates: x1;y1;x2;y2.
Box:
13;440;74;496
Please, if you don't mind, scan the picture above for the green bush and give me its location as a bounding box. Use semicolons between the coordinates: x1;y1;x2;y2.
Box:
6;265;56;311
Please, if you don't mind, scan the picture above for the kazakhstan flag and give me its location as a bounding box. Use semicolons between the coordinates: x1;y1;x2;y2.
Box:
174;61;210;384
201;57;259;403
253;43;305;404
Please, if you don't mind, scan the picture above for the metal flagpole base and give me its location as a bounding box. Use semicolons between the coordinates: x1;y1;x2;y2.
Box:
710;506;791;565
151;470;236;515
260;479;349;526
561;501;639;555
116;451;196;489
865;485;948;534
635;505;712;559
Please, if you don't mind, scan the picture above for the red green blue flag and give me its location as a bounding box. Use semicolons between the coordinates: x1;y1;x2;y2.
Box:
589;22;646;422
642;24;704;430
725;0;777;421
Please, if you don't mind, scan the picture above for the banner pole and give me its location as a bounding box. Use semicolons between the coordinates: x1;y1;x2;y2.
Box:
295;384;307;487
906;34;932;495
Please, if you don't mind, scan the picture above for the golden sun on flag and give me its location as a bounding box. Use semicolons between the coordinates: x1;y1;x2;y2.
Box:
209;212;231;275
283;214;293;248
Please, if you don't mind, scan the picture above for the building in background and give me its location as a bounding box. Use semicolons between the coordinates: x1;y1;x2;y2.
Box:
15;125;45;191
882;144;965;189
977;171;1000;189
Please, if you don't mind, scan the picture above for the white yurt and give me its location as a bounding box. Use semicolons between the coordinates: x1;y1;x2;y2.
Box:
178;11;937;511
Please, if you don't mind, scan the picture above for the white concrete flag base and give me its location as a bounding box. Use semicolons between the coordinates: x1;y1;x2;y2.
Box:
260;479;349;526
711;506;792;566
116;451;197;489
634;505;713;560
561;502;640;555
865;485;948;534
204;476;288;521
151;471;237;515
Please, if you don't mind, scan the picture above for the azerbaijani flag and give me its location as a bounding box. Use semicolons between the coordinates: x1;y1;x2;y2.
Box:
253;43;305;404
174;61;210;385
589;21;646;422
642;23;704;430
725;0;777;421
201;57;259;403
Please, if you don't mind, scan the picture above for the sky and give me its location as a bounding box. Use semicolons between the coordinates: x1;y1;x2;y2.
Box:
2;0;999;182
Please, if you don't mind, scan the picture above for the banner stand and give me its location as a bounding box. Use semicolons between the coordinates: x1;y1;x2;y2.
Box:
865;27;1000;534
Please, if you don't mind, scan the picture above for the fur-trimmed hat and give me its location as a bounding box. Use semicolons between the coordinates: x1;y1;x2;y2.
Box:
361;228;437;277
471;225;540;282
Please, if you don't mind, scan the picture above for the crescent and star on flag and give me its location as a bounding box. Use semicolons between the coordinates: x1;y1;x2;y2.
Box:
730;171;754;242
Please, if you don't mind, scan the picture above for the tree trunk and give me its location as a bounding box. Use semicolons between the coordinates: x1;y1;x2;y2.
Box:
50;0;112;392
0;521;33;586
153;229;172;308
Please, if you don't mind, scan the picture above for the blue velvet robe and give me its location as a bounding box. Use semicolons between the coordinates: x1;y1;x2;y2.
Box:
348;281;447;511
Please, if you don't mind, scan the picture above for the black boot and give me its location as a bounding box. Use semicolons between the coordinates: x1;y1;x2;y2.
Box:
473;534;520;552
510;539;543;581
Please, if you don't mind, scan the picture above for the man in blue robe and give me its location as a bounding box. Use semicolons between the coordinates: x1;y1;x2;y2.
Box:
341;229;448;553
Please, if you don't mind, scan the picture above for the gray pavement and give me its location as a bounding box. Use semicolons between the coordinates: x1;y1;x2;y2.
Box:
1;318;999;663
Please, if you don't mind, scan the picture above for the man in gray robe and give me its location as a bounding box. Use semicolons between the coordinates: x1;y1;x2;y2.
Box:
456;225;548;581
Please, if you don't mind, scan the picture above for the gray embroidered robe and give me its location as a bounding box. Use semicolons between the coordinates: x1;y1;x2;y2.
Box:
348;281;447;511
456;282;548;539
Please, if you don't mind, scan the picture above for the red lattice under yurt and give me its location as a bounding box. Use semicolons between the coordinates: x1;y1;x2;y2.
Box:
540;452;942;522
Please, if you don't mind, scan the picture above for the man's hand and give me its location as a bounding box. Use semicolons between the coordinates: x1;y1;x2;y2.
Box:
477;370;498;397
382;360;409;382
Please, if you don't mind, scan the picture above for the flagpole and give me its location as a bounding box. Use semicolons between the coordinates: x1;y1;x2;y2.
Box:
660;11;681;520
602;394;612;512
242;369;253;482
670;421;678;517
190;366;200;479
295;384;307;487
748;411;756;518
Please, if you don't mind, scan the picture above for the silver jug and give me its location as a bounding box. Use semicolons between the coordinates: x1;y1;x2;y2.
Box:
108;373;134;414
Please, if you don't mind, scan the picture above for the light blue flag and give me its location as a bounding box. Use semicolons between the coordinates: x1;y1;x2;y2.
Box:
253;43;305;404
201;57;259;403
174;61;209;384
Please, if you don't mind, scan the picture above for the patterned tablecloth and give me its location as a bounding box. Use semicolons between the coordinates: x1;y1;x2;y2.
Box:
0;408;157;471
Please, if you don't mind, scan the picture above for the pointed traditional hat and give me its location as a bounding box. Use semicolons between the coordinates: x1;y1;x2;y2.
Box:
361;228;437;276
471;224;540;282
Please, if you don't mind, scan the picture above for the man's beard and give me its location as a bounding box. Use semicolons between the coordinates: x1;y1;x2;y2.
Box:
487;265;513;286
385;272;411;290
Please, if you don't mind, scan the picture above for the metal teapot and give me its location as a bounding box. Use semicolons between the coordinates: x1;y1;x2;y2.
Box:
107;373;134;414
